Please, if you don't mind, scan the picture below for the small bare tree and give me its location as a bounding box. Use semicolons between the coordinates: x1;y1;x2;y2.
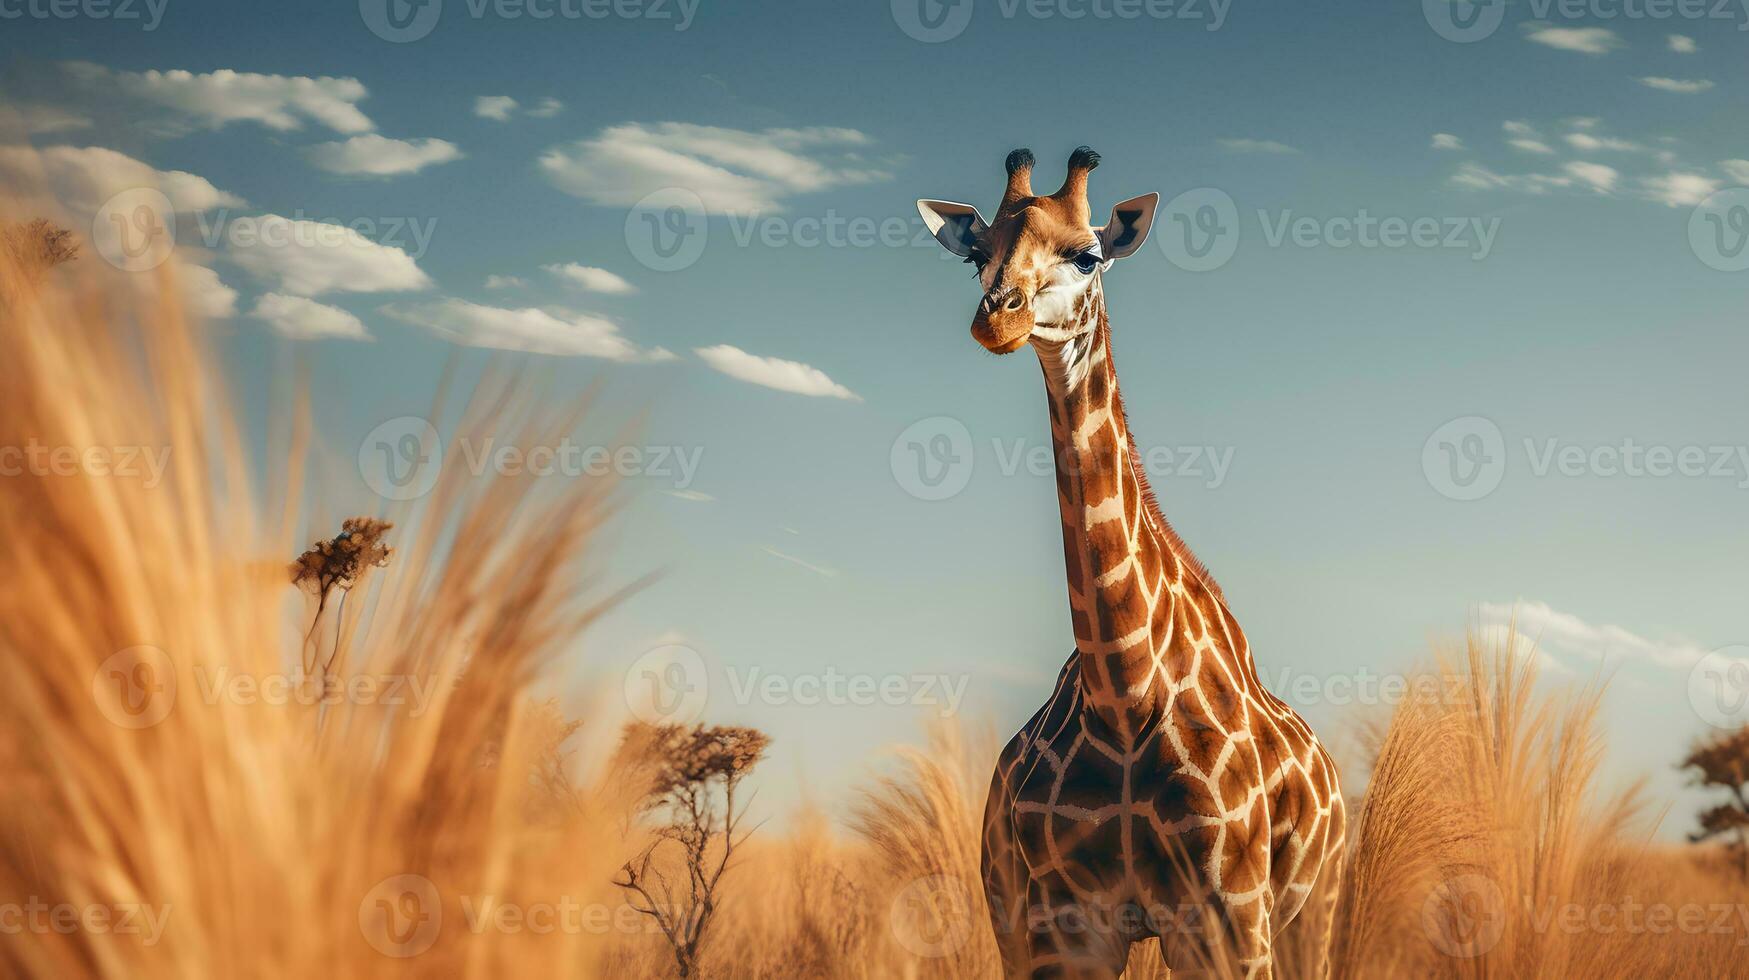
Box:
288;517;393;677
1681;725;1749;880
4;219;79;280
615;722;770;977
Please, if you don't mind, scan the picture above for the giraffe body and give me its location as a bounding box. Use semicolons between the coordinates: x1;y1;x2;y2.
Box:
918;148;1346;978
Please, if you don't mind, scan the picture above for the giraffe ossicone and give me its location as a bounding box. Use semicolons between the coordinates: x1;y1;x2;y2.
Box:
917;148;1346;979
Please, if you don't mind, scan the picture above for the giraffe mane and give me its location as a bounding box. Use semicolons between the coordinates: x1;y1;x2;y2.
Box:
1100;321;1227;606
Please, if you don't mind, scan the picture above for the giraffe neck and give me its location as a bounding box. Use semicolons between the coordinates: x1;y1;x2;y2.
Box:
1034;279;1227;741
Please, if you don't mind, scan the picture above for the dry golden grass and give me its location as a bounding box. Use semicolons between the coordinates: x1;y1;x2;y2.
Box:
1;170;1744;978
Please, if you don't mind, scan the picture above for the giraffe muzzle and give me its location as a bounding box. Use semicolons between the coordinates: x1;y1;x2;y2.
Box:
972;286;1033;354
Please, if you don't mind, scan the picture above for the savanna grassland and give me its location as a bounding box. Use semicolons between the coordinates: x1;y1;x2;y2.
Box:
2;174;1746;979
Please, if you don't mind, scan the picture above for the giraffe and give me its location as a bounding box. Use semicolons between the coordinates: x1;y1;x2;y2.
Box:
917;148;1345;979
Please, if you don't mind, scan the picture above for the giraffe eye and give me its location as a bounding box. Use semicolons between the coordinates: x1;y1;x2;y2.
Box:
1072;251;1100;274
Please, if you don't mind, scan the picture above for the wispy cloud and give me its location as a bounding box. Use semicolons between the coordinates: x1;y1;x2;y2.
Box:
0;144;244;216
665;489;715;502
1720;160;1749;184
474;96;518;121
1564;132;1642;152
1450;161;1572;194
1431;133;1464;151
1523;25;1623;55
475;95;563;121
484;274;527;289
1479;600;1708;670
1563;160;1619;193
385;298;675;361
694;344;859;400
304;134;461;176
228;215;431;296
68;63;373;134
1218;138;1299;155
1668;34;1697;54
1510;138;1556;155
540;123;889;214
1639;77;1714;94
542;262;636;294
1642;171;1720;207
763;546;836;578
252;293;371;341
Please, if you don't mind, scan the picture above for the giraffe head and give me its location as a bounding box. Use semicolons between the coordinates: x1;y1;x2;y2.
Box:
917;147;1158;354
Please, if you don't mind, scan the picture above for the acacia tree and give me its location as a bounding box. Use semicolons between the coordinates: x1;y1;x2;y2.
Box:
1681;725;1749;880
615;722;770;977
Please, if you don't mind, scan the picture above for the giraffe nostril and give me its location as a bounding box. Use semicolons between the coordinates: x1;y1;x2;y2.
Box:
1003;293;1025;312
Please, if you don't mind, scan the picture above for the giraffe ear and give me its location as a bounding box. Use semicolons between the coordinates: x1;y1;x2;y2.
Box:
916;200;988;258
1098;193;1159;260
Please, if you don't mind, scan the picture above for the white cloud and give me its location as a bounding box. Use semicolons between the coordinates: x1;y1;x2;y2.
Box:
1566;116;1601;130
179;264;237;319
1668;34;1697;54
1510;138;1556;155
304;134;461;176
1218;138;1299;155
1642;171;1720;207
1523;25;1623;55
484;274;528;289
1563;160;1619;193
540;123;887;214
1503;120;1539;136
227;215;431;296
1564;132;1642;152
69;63;372;134
542;262;636;294
694;344;858;400
475;95;562;121
1639;77;1714;94
0;144;245;216
1479;600;1707;670
1721;160;1749;184
1450;162;1572;194
1431;133;1463;151
526;97;564;118
12;104;91;134
252;292;370;341
385;299;674;361
474;96;518;121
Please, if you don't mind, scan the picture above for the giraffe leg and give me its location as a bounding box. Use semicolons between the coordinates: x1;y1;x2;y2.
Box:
1307;850;1344;980
1022;884;1130;980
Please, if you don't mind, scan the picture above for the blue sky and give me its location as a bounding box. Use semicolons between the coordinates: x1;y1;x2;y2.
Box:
6;0;1748;837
